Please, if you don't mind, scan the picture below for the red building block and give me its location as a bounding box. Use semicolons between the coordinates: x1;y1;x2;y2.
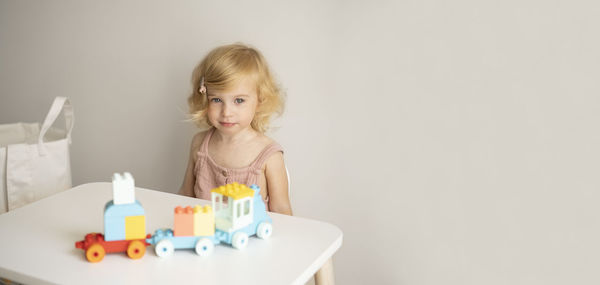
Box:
75;233;151;262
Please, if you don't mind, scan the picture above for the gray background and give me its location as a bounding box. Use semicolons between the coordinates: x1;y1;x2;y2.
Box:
1;0;599;284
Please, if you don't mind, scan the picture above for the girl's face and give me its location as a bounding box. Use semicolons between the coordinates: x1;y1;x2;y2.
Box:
206;76;259;135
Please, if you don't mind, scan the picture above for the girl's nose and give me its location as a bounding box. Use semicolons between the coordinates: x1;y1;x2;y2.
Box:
222;103;233;117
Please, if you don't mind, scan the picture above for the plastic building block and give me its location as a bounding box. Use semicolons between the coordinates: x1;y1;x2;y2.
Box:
74;173;154;262
170;236;204;248
211;184;254;232
104;216;126;241
112;172;135;205
207;183;273;249
104;201;145;241
211;182;254;200
146;228;219;257
249;184;272;230
231;197;253;230
75;233;151;262
193;205;215;236
174;206;194;236
212;192;233;231
146;228;175;245
125;215;146;240
104;200;145;217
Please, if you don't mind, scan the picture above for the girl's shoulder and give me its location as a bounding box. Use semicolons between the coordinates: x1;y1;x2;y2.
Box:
192;129;211;146
255;133;279;149
245;133;282;164
190;129;211;160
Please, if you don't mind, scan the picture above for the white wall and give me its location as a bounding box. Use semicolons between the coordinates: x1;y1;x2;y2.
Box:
1;0;599;284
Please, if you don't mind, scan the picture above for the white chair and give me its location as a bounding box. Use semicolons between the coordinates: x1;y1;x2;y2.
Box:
285;165;291;200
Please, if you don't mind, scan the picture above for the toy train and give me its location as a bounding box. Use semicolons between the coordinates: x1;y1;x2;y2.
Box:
75;172;272;262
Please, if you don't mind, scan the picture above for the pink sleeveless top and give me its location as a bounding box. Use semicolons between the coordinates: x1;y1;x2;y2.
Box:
193;128;284;205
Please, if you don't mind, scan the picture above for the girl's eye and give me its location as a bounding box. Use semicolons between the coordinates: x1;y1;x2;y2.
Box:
210;98;222;103
235;98;245;104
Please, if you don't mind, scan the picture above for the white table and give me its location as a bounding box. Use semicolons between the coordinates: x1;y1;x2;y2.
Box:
0;183;343;285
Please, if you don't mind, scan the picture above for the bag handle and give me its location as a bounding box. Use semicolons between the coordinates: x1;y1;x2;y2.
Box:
38;97;74;156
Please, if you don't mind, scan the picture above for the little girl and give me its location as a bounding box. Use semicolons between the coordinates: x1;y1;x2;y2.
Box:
179;43;292;216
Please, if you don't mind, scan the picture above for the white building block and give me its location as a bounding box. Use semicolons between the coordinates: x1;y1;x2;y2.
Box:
112;172;135;205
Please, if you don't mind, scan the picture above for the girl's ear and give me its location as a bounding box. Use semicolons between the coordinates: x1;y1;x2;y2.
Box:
254;99;260;111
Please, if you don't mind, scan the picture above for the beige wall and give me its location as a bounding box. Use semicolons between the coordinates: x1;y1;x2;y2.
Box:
1;0;599;284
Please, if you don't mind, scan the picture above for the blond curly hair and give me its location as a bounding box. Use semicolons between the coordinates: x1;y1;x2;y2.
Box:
188;43;284;133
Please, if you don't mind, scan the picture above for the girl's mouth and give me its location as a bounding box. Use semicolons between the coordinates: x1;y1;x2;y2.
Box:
220;122;236;127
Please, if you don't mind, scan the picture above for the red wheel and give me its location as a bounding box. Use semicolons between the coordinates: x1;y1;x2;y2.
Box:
85;243;105;263
127;240;146;259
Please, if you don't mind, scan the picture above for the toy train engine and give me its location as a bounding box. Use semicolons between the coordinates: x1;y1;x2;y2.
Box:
211;183;273;249
75;173;150;262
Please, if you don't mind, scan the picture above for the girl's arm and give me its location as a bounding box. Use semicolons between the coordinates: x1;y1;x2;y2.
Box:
179;132;205;197
264;152;293;215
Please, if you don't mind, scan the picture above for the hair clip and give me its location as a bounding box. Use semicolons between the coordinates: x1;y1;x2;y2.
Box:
198;77;207;95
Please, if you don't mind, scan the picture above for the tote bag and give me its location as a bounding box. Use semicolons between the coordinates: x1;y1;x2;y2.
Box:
0;97;74;213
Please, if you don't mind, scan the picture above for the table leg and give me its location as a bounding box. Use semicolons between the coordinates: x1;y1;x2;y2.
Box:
314;257;335;285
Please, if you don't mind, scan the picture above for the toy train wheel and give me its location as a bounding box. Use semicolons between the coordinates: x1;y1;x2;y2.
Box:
195;238;214;257
256;222;273;239
155;239;174;257
232;232;248;250
127;240;146;259
85;243;105;263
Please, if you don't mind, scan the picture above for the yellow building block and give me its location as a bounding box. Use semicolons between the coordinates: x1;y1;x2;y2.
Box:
211;183;254;200
193;205;215;236
125;215;146;240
